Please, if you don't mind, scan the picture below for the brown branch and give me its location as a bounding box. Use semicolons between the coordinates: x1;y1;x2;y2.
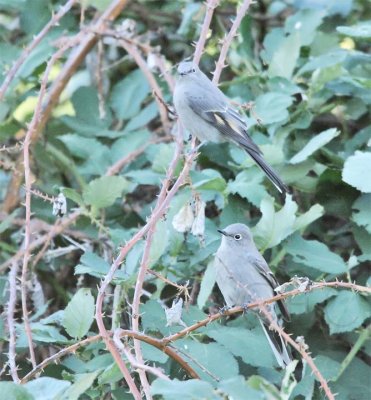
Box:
259;305;335;400
7;262;20;383
21;37;78;370
20;334;102;384
161;280;371;344
113;330;170;381
2;0;131;213
193;0;220;65
0;0;77;100
212;0;252;83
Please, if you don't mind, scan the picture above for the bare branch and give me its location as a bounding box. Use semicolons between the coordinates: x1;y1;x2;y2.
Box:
193;0;220;65
212;0;252;83
7;262;20;383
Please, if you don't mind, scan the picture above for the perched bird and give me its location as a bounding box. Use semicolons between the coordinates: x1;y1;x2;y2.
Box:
173;61;288;194
214;223;291;368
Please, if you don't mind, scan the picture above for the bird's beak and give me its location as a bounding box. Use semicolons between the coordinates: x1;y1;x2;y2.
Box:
217;229;227;236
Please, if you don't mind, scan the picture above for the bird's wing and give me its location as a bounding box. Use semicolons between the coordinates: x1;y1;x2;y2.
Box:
249;255;291;322
185;90;262;156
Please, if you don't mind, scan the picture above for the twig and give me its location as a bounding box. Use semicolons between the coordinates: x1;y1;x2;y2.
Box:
193;0;220;65
21;36;80;370
161;280;371;344
20;334;102;384
113;330;170;381
7;262;20;383
0;0;77;100
105;136;170;176
259;305;335;400
2;0;131;213
212;0;252;83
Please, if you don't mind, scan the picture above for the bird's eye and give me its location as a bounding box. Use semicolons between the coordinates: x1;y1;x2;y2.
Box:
234;234;242;240
191;68;195;72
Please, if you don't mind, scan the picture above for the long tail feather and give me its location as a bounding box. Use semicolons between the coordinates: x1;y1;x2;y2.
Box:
245;149;289;194
259;320;291;368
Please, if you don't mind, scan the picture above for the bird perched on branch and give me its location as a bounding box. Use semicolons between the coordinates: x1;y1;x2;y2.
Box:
214;223;291;368
173;61;288;194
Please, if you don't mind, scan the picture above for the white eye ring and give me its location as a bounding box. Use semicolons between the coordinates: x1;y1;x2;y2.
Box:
234;234;242;240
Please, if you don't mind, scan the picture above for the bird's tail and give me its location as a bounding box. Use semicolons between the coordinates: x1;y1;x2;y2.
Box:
244;149;289;194
259;319;291;368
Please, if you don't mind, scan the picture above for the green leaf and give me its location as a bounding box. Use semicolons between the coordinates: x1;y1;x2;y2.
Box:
218;376;264;399
324;291;371;334
253;195;297;249
63;288;95;339
60;371;100;400
285;234;346;274
289;128;339;164
207;326;276;368
254;92;293;124
149;219;169;267
268;32;301;79
298;50;347;75
176;339;239;381
226;169;267;208
0;382;33;400
337;22;371;38
151;379;216;400
83;176;130;209
293;204;324;231
352;194;371;233
342;151;371;193
288;288;337;314
197;259;216;309
285;9;325;46
110;69;150;120
110;129;151;164
24;377;70;400
61;188;84;207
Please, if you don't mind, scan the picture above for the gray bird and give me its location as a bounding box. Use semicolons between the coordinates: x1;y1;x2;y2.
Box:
214;223;291;368
173;61;288;194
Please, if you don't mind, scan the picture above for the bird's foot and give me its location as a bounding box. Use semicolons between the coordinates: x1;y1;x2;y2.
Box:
242;303;251;314
219;305;231;315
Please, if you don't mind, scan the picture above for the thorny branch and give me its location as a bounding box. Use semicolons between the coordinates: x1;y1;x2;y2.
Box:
19;280;370;387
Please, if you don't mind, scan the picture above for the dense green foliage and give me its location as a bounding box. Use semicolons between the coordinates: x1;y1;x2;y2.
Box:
0;0;370;399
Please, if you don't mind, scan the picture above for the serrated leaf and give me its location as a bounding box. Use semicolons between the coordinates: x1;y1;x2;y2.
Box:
208;326;276;368
60;371;100;400
226;169;267;208
293;204;324;231
63;288;95;339
83;176;130;209
176;339;238;382
324;291;371;334
253;195;297;249
342;151;371;193
290;128;339;164
286;234;346;274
